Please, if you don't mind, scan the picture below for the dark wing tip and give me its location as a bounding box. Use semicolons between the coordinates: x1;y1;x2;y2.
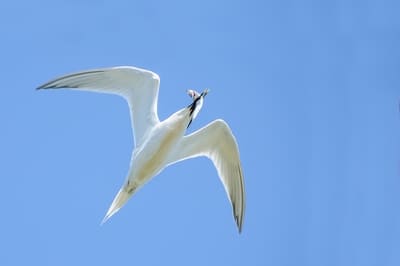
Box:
36;83;72;91
232;201;243;234
36;82;56;91
36;85;47;90
35;69;106;91
36;85;53;91
36;83;48;90
236;215;243;234
236;164;245;234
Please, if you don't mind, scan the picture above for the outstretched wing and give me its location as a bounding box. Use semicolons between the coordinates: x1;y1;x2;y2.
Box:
37;66;160;146
166;119;246;233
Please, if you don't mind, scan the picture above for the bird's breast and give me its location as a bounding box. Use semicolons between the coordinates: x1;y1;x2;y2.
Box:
130;112;189;184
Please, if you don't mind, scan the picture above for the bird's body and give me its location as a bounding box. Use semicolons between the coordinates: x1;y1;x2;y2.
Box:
129;108;189;186
106;107;191;221
37;66;246;233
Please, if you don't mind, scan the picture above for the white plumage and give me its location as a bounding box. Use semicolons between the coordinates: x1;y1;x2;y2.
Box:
37;66;246;233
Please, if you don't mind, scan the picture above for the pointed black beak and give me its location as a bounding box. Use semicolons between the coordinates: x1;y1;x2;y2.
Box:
201;88;209;97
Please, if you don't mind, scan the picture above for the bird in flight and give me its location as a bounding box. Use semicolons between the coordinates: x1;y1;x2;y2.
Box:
37;66;246;233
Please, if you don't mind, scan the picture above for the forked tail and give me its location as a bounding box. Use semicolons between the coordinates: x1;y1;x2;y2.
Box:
101;187;133;224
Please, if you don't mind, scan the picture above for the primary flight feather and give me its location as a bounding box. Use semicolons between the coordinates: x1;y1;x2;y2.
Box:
37;66;246;233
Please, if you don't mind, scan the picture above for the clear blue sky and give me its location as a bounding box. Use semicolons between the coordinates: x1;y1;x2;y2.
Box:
1;0;400;265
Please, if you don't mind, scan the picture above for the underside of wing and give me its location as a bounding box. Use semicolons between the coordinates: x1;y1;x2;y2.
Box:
37;66;160;145
166;119;246;233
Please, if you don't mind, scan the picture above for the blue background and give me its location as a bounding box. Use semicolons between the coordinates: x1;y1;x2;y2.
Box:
1;0;400;265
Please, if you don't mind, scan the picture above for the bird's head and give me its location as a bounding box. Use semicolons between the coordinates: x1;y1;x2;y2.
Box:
187;88;209;100
186;89;209;127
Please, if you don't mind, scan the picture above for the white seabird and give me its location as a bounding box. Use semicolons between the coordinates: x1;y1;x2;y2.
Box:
37;66;246;233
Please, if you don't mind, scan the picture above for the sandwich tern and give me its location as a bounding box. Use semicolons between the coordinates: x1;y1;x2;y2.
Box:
37;66;246;233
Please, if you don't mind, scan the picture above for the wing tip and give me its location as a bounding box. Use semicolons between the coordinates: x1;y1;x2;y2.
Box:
36;85;48;90
36;83;48;90
35;82;58;90
237;221;243;234
233;204;244;234
235;164;245;234
234;212;243;234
